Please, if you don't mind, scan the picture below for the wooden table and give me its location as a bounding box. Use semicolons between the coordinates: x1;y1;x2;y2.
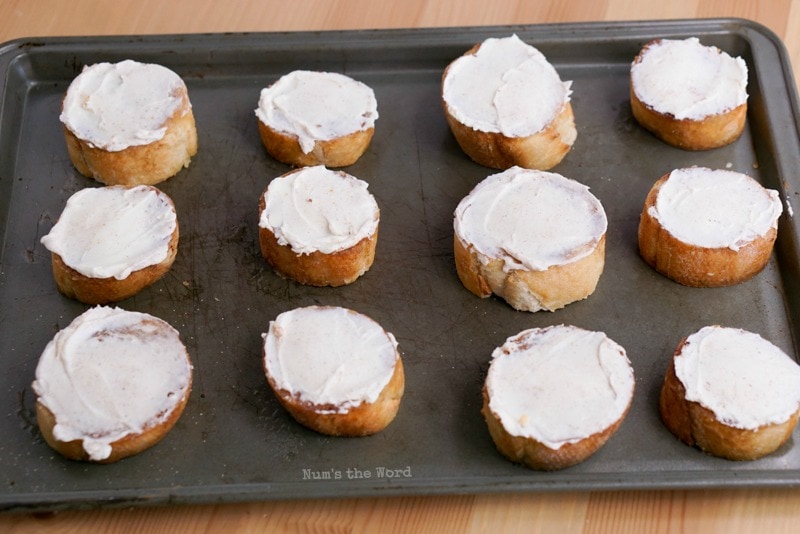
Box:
2;1;800;531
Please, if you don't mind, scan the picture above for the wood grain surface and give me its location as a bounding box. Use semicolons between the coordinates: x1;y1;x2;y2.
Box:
2;1;800;532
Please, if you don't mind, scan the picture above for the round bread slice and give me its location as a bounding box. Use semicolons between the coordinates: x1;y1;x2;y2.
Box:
453;166;606;312
638;167;782;287
40;185;179;304
32;306;193;463
262;306;404;437
630;37;748;150
482;325;635;470
659;325;800;461
258;165;379;287
60;59;198;185
441;34;576;170
255;70;378;167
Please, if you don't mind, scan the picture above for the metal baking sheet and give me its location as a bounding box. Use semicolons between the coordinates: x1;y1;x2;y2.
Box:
3;18;800;512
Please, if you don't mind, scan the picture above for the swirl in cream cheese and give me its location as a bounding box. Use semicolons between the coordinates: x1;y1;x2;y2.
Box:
648;167;782;251
255;70;379;154
32;306;192;461
675;326;800;429
263;306;399;413
40;185;177;280
60;59;190;152
259;166;379;255
486;325;635;449
454;166;607;271
631;37;748;121
442;34;572;136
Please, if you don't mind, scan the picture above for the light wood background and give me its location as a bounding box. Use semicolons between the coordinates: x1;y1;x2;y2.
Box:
2;1;800;532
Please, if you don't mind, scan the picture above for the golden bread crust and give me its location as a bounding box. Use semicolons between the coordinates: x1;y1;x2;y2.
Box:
265;351;404;437
257;118;374;167
443;100;576;171
630;88;746;150
441;43;576;171
453;233;605;312
257;182;377;287
659;344;799;461
638;173;777;287
629;42;746;151
35;363;192;464
63;87;197;185
50;221;179;304
481;384;631;470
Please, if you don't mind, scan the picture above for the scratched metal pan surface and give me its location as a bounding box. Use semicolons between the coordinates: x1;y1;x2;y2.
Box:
2;18;800;512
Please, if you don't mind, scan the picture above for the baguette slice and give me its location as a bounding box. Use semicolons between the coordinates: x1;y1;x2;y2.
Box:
255;70;378;167
61;60;197;185
659;326;800;461
41;185;179;304
258;166;378;287
441;34;576;170
629;37;748;150
453;166;606;312
482;325;635;470
32;307;192;463
638;168;781;287
263;306;404;437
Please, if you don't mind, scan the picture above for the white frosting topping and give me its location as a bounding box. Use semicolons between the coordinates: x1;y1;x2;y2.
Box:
259;166;379;255
454;166;607;271
675;326;800;429
40;185;177;280
263;306;399;413
648;167;782;251
32;306;192;461
486;325;634;449
442;34;572;136
60;59;189;152
631;37;748;120
255;70;378;153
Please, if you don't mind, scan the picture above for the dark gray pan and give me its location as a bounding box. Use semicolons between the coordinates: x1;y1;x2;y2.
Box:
2;18;800;512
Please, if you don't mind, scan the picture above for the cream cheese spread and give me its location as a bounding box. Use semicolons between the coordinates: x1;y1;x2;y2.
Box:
675;326;800;429
631;37;748;121
453;166;607;271
648;167;782;251
60;59;190;152
259;166;379;255
40;185;177;280
442;34;572;136
263;306;399;413
255;70;378;154
32;306;192;461
486;325;635;449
